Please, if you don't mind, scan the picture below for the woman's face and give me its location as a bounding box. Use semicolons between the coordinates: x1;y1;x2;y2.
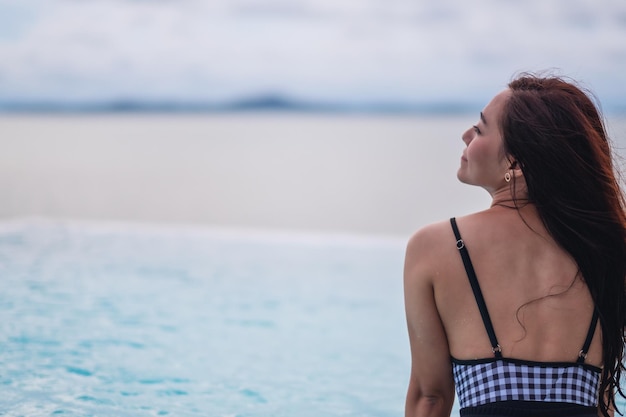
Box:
457;89;512;193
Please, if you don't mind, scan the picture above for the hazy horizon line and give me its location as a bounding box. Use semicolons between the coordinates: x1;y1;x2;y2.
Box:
0;94;478;115
2;94;624;116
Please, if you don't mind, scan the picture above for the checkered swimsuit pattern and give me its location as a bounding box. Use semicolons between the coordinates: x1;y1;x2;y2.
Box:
452;359;601;408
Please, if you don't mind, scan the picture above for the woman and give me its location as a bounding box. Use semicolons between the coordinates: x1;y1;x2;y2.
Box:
404;75;626;417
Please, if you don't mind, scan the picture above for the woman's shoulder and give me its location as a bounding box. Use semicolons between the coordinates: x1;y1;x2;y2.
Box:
406;219;455;253
404;211;496;271
406;212;487;251
403;221;452;306
404;218;460;281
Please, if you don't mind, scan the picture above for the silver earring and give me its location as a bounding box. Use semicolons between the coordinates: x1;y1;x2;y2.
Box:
504;172;511;183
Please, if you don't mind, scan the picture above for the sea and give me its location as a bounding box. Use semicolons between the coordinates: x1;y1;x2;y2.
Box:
1;114;625;416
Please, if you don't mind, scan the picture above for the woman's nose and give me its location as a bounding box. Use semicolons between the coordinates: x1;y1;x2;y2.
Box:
461;127;473;145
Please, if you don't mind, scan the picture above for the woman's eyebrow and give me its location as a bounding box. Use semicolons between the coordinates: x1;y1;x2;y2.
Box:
480;111;487;126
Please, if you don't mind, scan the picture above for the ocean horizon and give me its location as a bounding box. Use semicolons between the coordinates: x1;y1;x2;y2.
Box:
1;95;625;116
0;97;487;115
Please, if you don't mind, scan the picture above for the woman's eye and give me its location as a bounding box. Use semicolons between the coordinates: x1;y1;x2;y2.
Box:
473;125;481;134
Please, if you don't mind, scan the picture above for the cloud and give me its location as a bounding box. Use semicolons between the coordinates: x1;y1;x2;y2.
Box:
0;0;624;106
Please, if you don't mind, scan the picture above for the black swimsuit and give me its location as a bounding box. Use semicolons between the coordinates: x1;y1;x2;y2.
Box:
450;218;601;417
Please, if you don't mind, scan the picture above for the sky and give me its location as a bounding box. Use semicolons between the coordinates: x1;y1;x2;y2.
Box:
0;0;625;110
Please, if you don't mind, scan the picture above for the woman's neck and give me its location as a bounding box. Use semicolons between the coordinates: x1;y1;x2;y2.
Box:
489;178;529;208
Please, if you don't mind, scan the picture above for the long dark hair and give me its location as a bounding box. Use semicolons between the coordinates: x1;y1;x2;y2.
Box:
499;74;626;417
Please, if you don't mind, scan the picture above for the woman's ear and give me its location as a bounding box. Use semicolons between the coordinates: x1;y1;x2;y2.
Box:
509;160;524;180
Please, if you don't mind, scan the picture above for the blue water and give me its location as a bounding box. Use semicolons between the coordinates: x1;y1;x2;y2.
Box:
0;220;412;416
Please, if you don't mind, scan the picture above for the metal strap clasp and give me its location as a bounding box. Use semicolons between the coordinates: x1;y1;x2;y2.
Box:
456;239;465;250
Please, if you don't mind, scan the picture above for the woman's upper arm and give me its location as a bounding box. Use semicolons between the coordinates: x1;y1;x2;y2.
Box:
404;226;455;417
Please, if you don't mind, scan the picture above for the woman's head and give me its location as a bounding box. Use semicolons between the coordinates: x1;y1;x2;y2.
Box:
497;74;626;417
499;75;618;213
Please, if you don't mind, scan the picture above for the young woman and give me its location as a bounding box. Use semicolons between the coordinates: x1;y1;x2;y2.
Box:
404;75;626;417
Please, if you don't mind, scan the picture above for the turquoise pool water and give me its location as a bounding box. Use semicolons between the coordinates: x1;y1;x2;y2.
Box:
0;220;412;416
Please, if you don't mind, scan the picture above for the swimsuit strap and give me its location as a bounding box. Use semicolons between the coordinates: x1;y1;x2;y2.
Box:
450;218;503;358
577;308;599;364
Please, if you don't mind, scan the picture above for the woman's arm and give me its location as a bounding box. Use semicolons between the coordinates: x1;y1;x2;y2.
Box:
404;227;455;417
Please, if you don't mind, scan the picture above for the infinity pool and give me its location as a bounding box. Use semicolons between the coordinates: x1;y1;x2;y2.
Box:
0;220;413;416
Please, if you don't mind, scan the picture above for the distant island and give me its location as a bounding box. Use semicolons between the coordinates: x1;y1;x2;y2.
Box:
2;94;623;115
0;94;480;114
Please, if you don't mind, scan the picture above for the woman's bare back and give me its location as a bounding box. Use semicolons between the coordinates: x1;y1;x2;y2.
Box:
429;205;602;367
